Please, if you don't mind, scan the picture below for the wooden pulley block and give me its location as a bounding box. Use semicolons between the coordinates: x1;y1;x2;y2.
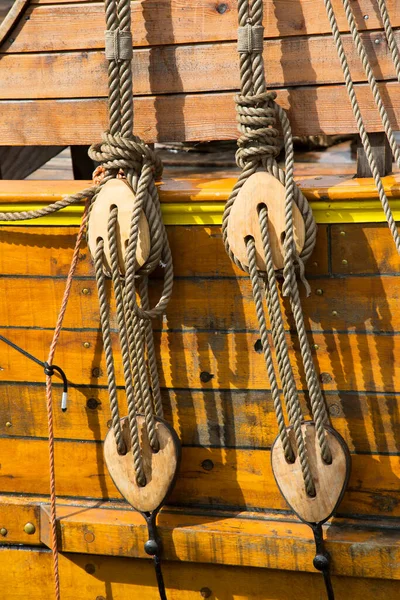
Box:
227;172;305;271
88;178;150;275
104;415;181;514
271;422;351;524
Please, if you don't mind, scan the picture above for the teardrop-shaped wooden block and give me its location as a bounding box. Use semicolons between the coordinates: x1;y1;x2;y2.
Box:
88;178;150;275
104;416;181;514
271;422;351;524
227;171;305;270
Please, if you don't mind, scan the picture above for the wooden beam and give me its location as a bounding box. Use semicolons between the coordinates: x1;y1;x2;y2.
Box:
357;133;393;177
39;503;400;579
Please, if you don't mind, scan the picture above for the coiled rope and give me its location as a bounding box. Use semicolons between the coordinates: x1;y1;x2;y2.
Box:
223;0;333;498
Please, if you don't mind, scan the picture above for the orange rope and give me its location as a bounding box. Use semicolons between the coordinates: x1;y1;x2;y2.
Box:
45;201;89;600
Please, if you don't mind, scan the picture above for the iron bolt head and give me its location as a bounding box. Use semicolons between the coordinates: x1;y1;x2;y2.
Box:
200;588;212;599
0;528;7;536
5;422;12;428
315;289;323;296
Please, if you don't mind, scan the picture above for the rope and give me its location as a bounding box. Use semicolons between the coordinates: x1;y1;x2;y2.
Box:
224;0;333;495
45;201;90;600
88;0;173;485
323;0;400;252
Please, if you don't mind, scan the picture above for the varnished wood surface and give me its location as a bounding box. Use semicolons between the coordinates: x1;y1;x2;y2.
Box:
0;437;398;518
38;502;400;579
2;546;399;600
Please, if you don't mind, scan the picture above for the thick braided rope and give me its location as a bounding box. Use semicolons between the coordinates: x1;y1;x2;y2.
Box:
88;0;173;465
323;0;400;252
0;187;95;222
341;0;400;169
224;0;331;492
377;0;400;84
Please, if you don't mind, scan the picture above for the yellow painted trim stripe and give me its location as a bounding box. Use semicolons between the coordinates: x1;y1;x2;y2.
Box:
1;200;400;226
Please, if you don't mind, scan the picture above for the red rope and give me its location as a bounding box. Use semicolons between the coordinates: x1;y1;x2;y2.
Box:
45;201;89;600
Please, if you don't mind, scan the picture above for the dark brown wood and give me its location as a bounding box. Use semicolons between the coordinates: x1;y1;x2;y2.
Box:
356;133;393;177
70;145;95;180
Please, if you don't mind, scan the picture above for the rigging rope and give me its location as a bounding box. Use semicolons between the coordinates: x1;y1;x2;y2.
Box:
223;0;332;498
323;0;400;252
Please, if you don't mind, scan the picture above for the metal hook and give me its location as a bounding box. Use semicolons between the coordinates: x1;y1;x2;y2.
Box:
143;510;168;600
311;523;335;600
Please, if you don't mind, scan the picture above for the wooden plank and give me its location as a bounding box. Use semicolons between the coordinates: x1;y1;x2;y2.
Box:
0;496;41;545
0;382;398;453
331;223;400;274
3;273;400;334
357;133;393;178
0;437;399;517
7;0;400;52
0;224;328;278
2;31;400;96
1;82;400;145
2;546;399;600
2;327;400;394
39;503;400;579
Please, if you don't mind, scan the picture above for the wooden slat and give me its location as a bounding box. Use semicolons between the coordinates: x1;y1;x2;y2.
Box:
7;0;400;52
0;496;41;545
39;503;400;579
1;83;400;145
331;223;400;274
0;437;398;517
2;546;399;600
2;31;399;97
2;328;400;394
0;224;328;278
3;273;400;334
0;383;398;455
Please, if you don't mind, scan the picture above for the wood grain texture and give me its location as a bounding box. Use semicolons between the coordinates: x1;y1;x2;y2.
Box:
37;503;400;580
2;82;400;145
2;327;400;394
227;172;305;270
2;546;399;600
1;31;399;96
272;424;350;524
0;384;399;455
6;0;400;52
0;437;398;518
0;224;328;278
104;416;180;513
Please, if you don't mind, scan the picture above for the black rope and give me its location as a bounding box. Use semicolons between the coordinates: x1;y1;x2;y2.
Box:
0;334;69;412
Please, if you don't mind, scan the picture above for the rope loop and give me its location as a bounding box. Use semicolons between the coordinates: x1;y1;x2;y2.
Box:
89;131;163;181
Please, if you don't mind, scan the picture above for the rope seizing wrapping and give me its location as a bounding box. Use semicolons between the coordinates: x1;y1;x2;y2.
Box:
223;0;333;496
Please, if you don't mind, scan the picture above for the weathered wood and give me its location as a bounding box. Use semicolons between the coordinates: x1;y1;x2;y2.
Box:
0;438;399;518
0;147;64;179
357;133;393;177
1;83;400;145
70;145;94;180
37;503;400;579
0;383;398;454
227;172;305;270
2;31;400;96
0;496;41;545
272;424;350;524
104;416;180;513
6;0;400;52
87;179;150;273
2;545;399;600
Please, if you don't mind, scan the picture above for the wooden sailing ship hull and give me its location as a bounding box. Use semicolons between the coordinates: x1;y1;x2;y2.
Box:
1;0;400;598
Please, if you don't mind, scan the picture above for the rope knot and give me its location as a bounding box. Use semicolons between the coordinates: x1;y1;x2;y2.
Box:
89;132;163;181
234;91;280;169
